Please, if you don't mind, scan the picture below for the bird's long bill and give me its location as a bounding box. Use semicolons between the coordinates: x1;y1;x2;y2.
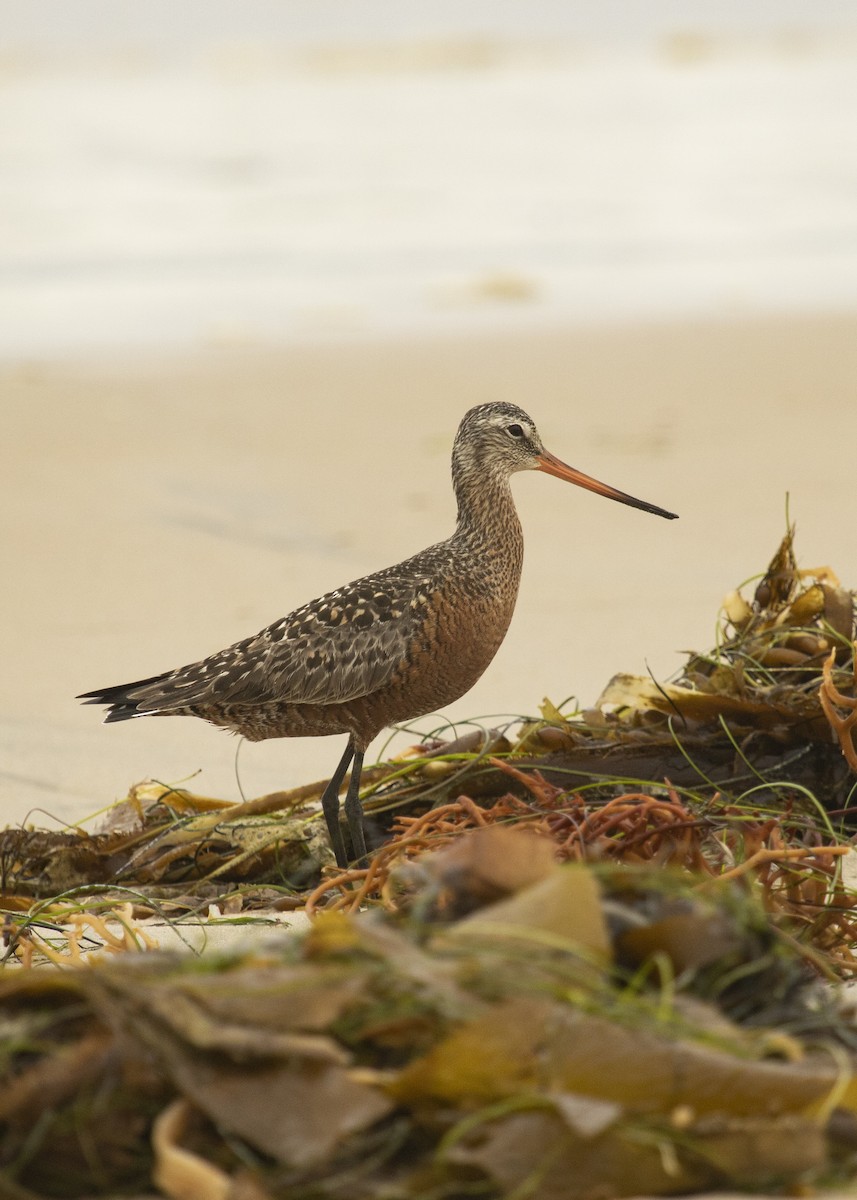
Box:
537;450;678;520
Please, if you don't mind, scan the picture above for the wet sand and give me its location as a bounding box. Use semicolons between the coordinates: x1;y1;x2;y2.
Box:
3;310;857;827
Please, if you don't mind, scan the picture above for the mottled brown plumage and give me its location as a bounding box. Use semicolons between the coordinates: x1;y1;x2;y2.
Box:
79;402;677;866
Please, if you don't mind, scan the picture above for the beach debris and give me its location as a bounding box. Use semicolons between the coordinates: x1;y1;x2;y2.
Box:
1;838;857;1198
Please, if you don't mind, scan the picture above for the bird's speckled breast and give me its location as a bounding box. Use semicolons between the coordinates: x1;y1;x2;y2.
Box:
381;575;519;720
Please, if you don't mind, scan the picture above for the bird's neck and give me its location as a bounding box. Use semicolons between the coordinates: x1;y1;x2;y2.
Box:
451;466;524;571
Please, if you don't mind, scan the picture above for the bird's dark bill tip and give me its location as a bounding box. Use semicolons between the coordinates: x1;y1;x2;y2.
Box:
612;494;678;521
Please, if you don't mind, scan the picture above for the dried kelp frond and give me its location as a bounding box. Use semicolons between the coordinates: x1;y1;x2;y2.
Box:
595;527;855;762
2;843;856;1199
0;779;330;909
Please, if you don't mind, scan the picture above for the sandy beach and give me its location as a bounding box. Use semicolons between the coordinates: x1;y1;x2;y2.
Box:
3;311;857;827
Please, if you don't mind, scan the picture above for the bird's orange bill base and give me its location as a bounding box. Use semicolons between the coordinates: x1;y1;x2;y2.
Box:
536;450;678;520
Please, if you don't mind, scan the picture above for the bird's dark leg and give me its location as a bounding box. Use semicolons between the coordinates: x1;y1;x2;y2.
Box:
321;741;355;868
343;749;367;865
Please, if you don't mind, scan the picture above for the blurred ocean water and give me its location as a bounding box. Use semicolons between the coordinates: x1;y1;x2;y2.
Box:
1;0;857;356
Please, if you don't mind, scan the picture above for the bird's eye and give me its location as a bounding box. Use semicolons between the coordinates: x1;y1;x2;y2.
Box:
507;423;525;439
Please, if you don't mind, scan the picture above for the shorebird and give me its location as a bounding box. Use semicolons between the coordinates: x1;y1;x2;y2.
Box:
79;403;677;867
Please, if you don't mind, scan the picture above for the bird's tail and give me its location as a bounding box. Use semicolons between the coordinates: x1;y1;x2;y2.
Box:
76;673;173;723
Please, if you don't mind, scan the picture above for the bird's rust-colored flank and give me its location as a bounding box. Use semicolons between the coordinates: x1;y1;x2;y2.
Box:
78;402;677;867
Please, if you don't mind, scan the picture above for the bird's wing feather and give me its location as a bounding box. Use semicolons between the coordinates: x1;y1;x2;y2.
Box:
120;572;437;713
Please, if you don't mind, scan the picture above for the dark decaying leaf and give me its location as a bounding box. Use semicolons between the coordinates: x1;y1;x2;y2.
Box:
415;823;559;914
390;993;840;1118
83;962;392;1168
438;849;612;964
166;1055;393;1168
444;1105;827;1199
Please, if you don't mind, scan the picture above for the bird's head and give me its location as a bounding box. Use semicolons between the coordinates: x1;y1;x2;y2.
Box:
453;402;678;520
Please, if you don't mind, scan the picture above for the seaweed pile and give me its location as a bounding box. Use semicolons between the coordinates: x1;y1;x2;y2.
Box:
3;832;857;1199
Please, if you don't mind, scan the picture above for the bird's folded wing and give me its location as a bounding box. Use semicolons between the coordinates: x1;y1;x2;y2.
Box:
124;574;436;712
